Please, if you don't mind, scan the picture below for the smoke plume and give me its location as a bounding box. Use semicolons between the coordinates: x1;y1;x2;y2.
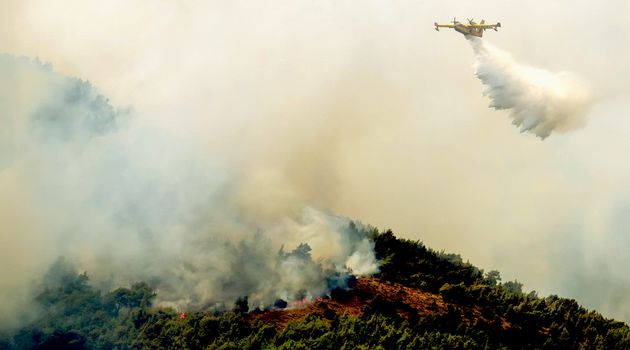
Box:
0;55;378;329
4;0;630;325
468;37;592;139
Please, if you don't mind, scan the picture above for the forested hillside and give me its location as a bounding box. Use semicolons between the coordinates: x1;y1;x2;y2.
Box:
2;225;629;349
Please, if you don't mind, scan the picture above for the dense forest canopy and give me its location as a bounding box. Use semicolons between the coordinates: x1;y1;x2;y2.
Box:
1;225;629;349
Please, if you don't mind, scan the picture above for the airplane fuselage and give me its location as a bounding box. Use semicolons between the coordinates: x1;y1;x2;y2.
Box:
453;23;484;37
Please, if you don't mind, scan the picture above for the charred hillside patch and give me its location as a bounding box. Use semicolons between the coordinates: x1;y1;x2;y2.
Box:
2;228;629;349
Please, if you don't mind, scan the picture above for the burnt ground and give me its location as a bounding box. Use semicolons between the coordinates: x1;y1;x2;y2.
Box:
245;277;510;331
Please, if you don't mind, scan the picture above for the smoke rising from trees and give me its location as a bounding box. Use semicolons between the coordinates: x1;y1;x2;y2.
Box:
0;56;377;330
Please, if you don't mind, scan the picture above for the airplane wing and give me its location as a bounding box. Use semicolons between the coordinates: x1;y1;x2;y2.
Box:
469;23;500;29
434;23;456;29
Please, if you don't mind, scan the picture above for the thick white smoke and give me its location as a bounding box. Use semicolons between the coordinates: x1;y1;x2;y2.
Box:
0;55;378;328
468;37;592;139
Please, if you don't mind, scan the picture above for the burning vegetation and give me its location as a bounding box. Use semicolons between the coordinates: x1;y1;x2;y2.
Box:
2;228;629;349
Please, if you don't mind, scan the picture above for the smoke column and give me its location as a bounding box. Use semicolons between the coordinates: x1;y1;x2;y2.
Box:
468;36;592;139
0;55;378;329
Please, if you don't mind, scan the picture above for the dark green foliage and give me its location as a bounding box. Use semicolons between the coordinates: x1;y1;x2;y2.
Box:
234;297;249;314
7;258;157;350
104;282;156;312
372;229;630;349
4;228;630;349
374;230;484;293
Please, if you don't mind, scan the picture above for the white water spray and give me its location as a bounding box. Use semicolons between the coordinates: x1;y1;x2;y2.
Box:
469;37;592;139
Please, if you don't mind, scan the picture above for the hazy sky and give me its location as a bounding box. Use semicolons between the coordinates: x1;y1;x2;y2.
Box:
2;0;630;321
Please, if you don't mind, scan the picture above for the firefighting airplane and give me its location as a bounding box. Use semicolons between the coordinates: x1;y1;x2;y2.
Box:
434;18;501;37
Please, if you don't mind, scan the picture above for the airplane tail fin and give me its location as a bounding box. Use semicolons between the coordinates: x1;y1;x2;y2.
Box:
434;22;439;31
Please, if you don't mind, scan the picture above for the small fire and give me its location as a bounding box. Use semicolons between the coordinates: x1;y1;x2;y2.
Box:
286;296;327;309
287;297;310;309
